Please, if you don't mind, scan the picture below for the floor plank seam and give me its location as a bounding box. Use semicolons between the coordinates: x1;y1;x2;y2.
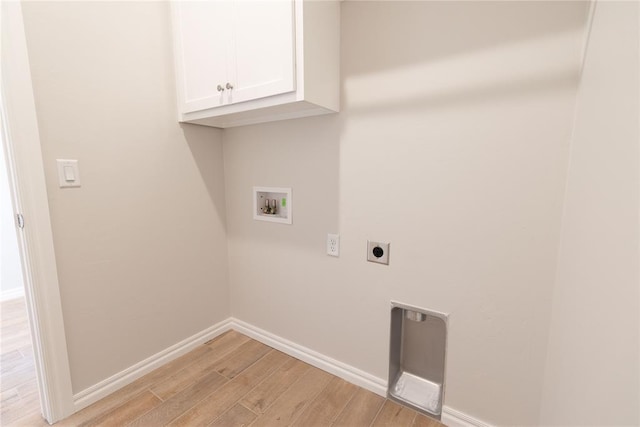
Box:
410;411;418;426
328;386;358;426
155;370;230;425
249;360;312;417
205;402;253;427
149;332;249;401
289;373;335;427
148;388;164;403
178;350;285;427
123;391;165;427
207;334;253;364
231;350;294;416
233;358;276;416
165;340;230;386
239;402;259;416
368;396;387;427
213;342;270;381
209;349;285;422
167;372;230;426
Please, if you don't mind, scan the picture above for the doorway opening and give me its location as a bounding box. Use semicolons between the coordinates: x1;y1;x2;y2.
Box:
0;101;42;425
1;2;75;422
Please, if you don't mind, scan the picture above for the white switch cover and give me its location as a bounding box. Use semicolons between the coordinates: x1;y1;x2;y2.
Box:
56;159;81;188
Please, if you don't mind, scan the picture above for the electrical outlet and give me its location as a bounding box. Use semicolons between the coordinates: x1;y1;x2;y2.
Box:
327;233;340;257
367;241;390;265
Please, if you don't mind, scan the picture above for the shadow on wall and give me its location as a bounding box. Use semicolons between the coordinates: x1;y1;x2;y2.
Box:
345;1;588;77
341;1;588;116
343;68;580;118
181;123;228;228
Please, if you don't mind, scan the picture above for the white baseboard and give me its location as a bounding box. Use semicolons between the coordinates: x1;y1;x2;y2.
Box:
229;318;387;396
229;318;492;427
442;406;493;427
72;318;232;411
71;317;491;427
0;287;25;302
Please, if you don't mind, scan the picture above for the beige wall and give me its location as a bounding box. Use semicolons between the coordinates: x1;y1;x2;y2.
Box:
224;2;589;425
21;2;229;394
22;1;636;425
540;2;640;425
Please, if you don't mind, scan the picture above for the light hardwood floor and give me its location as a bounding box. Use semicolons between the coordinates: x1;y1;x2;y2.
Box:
2;314;445;427
1;297;40;426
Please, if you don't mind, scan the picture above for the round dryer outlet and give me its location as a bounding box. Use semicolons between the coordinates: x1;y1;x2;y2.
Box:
367;241;390;265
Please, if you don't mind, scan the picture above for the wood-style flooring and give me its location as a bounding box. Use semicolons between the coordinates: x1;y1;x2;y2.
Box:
1;297;40;426
2;304;445;427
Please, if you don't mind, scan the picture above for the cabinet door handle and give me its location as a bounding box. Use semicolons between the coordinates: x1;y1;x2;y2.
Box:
226;82;234;90
217;84;225;92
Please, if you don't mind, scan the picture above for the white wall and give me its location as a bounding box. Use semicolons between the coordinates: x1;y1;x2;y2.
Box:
0;143;25;300
224;2;589;425
21;2;229;394
540;2;640;425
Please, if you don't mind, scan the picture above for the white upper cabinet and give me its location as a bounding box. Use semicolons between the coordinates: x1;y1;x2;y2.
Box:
176;1;233;113
171;0;339;128
230;0;295;105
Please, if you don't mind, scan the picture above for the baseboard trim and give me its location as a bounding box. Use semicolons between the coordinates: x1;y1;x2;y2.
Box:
71;317;491;427
442;406;493;427
0;287;25;302
229;318;387;396
229;318;491;427
72;318;233;411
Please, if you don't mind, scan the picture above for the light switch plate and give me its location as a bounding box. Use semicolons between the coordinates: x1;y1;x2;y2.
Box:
56;159;81;188
367;241;390;265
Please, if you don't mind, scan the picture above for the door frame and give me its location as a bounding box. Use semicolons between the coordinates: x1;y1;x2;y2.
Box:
1;1;75;423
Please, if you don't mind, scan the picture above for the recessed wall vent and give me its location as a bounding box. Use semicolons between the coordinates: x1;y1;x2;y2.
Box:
388;302;448;420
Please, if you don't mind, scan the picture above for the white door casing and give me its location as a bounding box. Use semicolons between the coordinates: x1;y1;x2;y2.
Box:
0;1;75;423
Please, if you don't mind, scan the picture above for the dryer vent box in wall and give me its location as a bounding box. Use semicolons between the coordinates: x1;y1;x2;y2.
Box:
253;187;292;224
388;302;448;420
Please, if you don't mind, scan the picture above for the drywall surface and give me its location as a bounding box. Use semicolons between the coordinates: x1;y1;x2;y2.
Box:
224;2;588;425
540;2;640;425
21;2;229;393
0;145;25;300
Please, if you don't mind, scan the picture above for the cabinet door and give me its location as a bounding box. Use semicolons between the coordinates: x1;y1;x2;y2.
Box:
174;1;233;113
229;0;296;105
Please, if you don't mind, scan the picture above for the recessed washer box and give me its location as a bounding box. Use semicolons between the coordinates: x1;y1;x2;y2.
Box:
253;187;292;224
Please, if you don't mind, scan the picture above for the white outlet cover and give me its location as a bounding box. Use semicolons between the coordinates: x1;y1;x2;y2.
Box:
327;233;340;257
367;241;389;265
